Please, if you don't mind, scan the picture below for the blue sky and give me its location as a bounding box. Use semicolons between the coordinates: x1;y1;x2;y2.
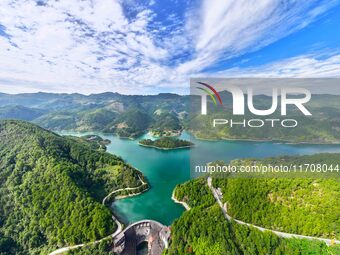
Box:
0;0;339;94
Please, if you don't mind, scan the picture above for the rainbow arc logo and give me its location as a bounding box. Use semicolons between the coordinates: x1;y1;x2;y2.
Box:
196;82;223;106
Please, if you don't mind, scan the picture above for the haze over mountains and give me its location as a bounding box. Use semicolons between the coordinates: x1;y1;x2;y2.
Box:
0;91;339;143
0;92;187;138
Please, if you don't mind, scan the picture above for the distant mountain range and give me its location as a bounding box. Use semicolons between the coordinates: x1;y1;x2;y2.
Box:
0;92;187;138
0;92;339;143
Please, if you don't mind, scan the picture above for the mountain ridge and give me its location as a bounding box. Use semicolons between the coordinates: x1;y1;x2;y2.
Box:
0;120;147;255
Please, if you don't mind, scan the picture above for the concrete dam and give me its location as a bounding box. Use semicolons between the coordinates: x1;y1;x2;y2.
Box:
113;220;171;255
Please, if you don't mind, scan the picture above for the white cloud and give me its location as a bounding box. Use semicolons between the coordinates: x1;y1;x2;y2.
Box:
0;0;338;94
0;0;173;94
218;54;340;78
177;0;338;74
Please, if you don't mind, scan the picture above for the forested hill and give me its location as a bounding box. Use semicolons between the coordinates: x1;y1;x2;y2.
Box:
139;137;194;149
0;92;186;138
168;178;339;255
0;120;147;255
1;91;340;142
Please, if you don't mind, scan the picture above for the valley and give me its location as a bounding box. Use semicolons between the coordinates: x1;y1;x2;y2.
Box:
0;93;339;254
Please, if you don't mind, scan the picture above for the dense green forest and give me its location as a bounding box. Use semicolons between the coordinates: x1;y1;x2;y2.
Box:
168;178;340;255
204;154;340;239
35;108;118;132
0;120;147;255
139;137;193;149
0;105;44;121
65;239;113;255
2;91;339;142
66;134;111;152
212;177;339;239
34;106;182;139
109;108;152;138
0;92;186;139
9;89;336;142
150;112;182;136
174;178;215;208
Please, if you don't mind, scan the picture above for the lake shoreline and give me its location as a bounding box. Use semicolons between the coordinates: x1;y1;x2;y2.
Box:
114;187;149;200
190;132;340;145
58;130;340;226
59;129;340;145
148;130;183;138
171;190;190;211
220;137;340;145
138;142;194;150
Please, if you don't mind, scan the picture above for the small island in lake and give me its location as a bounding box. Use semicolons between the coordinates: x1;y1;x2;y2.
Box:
139;137;194;150
75;135;111;151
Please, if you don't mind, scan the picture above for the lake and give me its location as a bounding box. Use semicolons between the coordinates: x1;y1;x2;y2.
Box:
60;131;340;226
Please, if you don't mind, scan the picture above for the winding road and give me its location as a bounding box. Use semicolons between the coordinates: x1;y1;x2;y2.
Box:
102;174;146;205
207;177;340;246
171;190;191;210
49;176;146;255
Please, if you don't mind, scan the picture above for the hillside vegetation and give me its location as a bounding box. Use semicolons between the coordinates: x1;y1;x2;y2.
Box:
0;92;186;139
213;178;339;238
168;178;340;255
1;91;339;142
0;120;147;255
150;112;182;136
0;105;44;121
65;239;113;255
207;154;340;239
66;134;111;152
139;137;193;149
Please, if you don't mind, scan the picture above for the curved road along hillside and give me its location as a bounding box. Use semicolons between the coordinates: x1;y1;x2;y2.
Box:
49;176;146;255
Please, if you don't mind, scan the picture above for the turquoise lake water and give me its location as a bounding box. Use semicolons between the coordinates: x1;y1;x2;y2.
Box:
60;131;340;226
